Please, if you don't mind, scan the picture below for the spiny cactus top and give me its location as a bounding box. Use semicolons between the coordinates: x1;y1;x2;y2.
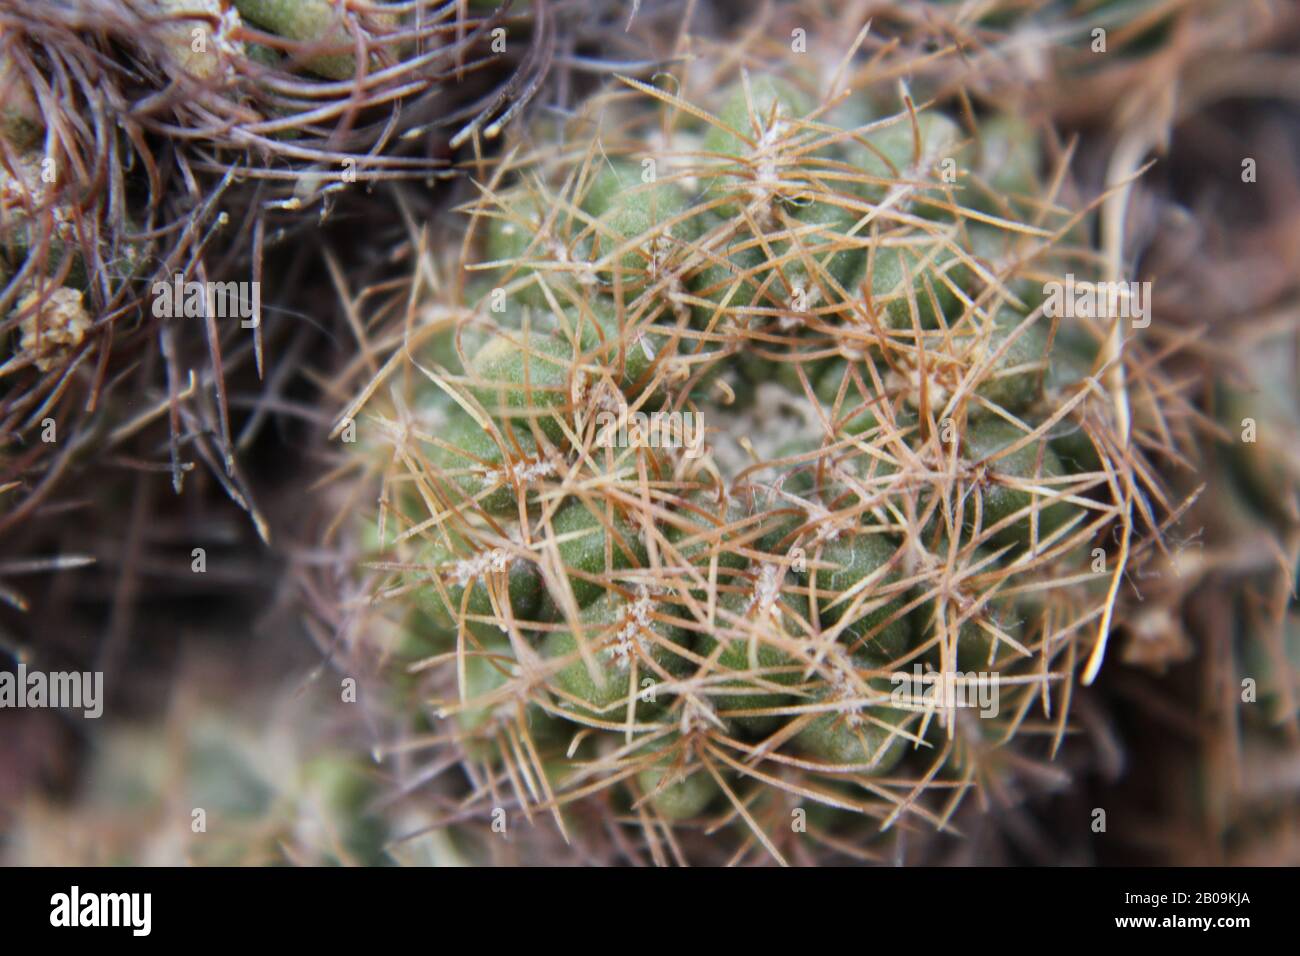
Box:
344;63;1162;862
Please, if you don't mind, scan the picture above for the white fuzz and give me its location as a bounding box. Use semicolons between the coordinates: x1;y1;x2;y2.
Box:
550;241;598;286
215;8;244;59
594;381;627;415
750;117;791;205
611;588;656;670
826;657;864;727
898;365;952;412
478;456;556;490
649;233;675;275
449;552;495;587
747;562;784;622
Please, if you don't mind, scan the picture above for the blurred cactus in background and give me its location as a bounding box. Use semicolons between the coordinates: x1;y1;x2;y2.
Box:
6;681;390;866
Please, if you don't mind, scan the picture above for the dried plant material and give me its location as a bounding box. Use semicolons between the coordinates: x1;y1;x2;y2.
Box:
16;285;90;371
132;0;245;79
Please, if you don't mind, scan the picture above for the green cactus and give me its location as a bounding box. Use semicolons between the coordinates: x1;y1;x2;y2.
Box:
5;706;388;866
344;60;1162;863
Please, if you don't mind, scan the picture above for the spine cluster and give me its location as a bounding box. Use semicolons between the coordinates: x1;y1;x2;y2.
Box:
346;61;1159;857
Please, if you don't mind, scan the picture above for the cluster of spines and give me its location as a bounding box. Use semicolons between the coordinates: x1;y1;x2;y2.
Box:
341;61;1168;861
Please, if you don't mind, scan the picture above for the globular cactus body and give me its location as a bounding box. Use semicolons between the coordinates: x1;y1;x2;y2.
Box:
340;53;1163;863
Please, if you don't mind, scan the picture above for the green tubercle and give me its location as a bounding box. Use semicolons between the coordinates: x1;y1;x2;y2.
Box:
963;419;1078;549
806;531;913;663
548;496;650;608
544;590;692;721
410;536;541;642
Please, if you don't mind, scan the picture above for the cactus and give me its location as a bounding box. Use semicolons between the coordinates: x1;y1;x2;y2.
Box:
4;703;388;866
0;0;541;545
337;58;1168;864
114;0;540;191
0;0;1289;872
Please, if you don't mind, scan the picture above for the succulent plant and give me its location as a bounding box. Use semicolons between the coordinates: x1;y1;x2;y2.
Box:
116;0;543;197
0;0;1290;874
1;0;542;548
332;50;1180;864
4;703;388;866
